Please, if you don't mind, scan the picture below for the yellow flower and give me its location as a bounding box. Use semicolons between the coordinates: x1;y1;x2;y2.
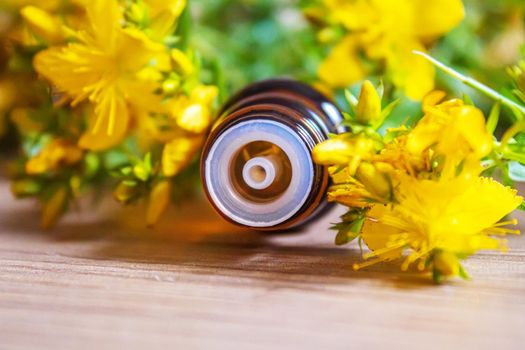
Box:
317;0;464;99
355;175;522;276
26;139;83;175
34;0;170;151
406;91;493;178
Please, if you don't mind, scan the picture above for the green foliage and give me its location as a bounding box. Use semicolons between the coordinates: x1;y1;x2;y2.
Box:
331;208;367;246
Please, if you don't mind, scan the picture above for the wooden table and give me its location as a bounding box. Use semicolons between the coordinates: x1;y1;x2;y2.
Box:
1;180;525;349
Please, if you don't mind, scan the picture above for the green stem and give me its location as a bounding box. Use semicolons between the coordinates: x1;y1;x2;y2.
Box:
413;51;525;118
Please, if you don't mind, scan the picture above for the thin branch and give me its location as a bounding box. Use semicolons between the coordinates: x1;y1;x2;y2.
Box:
413;51;525;117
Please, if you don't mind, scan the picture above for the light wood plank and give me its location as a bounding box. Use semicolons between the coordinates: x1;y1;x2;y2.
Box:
1;181;525;350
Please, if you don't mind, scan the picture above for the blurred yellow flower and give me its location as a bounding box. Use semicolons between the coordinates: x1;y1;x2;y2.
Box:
25;139;83;174
317;0;465;99
34;0;171;151
357;175;522;278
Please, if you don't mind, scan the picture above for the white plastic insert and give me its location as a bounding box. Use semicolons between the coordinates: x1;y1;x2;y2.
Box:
204;119;314;227
242;155;281;190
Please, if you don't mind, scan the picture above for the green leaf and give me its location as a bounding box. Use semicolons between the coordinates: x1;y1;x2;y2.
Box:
458;264;470;280
344;89;358;108
486;103;500;134
374;98;400;129
342;112;354;121
377;79;384;99
332;214;365;246
517;201;525;211
120;166;133;176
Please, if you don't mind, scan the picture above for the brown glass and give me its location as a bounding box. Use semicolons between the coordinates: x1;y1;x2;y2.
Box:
201;79;344;231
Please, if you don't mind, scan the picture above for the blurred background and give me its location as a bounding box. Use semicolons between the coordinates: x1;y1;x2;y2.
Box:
1;0;525;152
0;0;524;227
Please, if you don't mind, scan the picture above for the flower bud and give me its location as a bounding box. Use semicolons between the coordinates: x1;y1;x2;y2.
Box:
171;49;195;76
356;80;381;125
433;250;460;277
313;138;354;165
21;6;64;44
113;181;139;204
146;180;172;226
162;136;203;177
41;187;68;230
355;162;392;200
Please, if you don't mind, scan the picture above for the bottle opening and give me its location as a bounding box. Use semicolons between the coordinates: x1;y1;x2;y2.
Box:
230;141;292;203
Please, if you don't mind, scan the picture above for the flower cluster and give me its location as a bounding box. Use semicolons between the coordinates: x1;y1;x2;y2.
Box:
305;0;465;100
313;81;523;281
5;0;218;228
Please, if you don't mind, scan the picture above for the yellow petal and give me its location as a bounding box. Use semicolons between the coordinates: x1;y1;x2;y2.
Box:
83;0;122;48
361;204;404;261
20;6;64;43
34;46;102;100
79;89;130;151
324;0;376;31
454;105;493;157
318;34;367;88
145;0;186;40
413;0;465;39
422;90;447;112
146;180;172;226
171;49;195;76
386;43;434;100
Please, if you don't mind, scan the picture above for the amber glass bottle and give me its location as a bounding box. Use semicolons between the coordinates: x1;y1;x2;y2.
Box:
201;79;344;231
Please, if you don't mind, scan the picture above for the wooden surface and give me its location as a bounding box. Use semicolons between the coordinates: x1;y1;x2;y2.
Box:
1;180;525;350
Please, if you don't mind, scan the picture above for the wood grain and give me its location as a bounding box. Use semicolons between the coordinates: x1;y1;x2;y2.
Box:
1;181;525;350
